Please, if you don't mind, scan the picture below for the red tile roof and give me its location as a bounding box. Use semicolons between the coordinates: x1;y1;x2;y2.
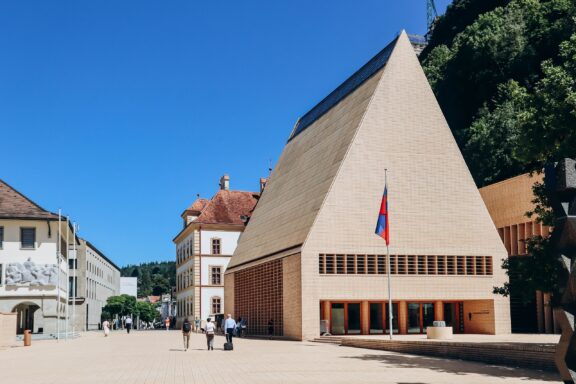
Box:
186;198;209;213
0;180;59;220
195;190;259;225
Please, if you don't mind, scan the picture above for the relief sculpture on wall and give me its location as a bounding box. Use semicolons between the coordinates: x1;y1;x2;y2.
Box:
5;258;58;287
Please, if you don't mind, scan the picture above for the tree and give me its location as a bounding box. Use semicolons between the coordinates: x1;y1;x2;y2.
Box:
135;301;161;323
102;294;137;319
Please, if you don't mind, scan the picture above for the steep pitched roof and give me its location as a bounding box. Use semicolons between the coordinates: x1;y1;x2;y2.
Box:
229;31;507;270
186;198;209;213
194;190;259;226
0;179;60;220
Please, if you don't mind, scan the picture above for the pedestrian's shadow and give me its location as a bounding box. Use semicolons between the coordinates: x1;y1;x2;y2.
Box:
168;349;185;352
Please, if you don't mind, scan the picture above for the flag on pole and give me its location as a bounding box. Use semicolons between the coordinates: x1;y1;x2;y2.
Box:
375;186;389;245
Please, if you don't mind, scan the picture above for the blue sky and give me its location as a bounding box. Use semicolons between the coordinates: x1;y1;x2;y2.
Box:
0;0;450;266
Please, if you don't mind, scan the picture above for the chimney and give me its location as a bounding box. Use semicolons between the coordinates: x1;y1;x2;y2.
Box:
259;177;268;193
220;174;230;190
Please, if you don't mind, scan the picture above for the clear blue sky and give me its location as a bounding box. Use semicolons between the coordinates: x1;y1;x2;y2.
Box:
0;0;450;266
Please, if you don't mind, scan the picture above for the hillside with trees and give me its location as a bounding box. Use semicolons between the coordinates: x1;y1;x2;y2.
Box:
421;0;576;187
120;261;176;297
420;0;576;301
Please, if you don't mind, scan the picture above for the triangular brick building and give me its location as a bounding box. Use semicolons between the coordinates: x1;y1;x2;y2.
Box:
225;31;510;340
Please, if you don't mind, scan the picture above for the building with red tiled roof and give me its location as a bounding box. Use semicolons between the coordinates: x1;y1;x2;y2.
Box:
173;175;259;325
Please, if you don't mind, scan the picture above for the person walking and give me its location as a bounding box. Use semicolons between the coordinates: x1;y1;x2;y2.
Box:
205;318;215;351
182;319;192;351
125;316;133;334
224;314;236;344
195;317;201;334
268;319;274;340
165;317;170;331
102;319;110;337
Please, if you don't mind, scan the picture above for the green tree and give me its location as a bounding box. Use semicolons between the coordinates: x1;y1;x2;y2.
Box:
135;301;161;323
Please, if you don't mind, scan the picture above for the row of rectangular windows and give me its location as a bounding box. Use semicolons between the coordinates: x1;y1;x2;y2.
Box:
318;254;493;276
177;238;222;264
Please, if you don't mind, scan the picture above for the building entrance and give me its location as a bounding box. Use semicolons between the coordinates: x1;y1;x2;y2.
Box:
12;302;41;334
407;302;435;334
330;302;361;335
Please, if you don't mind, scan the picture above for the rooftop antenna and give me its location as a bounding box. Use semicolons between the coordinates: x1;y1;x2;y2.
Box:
426;0;438;40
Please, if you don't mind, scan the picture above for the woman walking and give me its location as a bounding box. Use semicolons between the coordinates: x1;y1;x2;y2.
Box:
205;318;215;351
182;319;192;351
102;319;110;337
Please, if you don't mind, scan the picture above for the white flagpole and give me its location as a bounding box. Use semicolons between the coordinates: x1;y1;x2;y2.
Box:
57;210;61;341
65;216;69;341
72;222;77;337
385;169;393;340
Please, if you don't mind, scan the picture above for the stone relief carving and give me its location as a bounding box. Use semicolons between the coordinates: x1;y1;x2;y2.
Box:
5;258;58;287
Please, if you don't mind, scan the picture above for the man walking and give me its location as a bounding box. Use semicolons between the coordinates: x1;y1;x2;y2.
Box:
224;314;236;344
182;319;192;351
125;316;133;334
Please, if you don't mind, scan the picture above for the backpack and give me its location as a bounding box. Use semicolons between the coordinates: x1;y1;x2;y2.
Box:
183;322;191;333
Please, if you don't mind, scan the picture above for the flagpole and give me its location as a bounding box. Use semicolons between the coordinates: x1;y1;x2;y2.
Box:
386;169;393;340
65;216;69;341
57;209;61;342
72;222;77;337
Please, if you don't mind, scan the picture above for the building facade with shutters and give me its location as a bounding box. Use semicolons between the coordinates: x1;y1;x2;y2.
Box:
173;175;258;326
225;31;511;340
0;180;76;336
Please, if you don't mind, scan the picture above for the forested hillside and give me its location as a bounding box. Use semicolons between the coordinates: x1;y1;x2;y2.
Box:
120;261;176;297
421;0;576;186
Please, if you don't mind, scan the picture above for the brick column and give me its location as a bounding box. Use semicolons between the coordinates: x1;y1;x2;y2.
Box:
434;301;444;321
361;301;370;335
398;301;408;335
321;301;330;321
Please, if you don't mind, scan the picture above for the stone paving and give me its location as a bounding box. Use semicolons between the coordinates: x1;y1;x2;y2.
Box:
0;330;561;383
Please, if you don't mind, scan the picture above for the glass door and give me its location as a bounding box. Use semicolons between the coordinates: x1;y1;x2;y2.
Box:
331;303;345;335
407;303;421;334
422;303;435;332
347;303;361;334
369;303;384;334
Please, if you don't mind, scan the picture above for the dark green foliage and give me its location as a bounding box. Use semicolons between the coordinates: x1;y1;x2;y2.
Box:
120;261;176;297
422;0;576;186
101;295;161;323
422;0;576;300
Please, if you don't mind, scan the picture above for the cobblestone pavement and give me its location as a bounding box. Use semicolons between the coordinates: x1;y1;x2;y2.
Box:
0;330;560;383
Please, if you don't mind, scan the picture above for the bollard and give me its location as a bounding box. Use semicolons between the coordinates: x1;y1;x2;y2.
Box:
23;330;31;347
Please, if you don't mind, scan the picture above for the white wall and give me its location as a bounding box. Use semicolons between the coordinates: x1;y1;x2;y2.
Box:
201;286;224;318
200;256;231;286
200;230;240;255
120;277;137;297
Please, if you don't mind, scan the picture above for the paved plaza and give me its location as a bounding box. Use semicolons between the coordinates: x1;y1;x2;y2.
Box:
0;330;560;383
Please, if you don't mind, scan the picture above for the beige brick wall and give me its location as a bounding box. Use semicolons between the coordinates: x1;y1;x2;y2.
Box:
224;272;234;317
300;31;510;339
282;254;302;340
0;313;17;347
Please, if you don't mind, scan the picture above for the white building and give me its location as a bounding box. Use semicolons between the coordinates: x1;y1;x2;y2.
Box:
173;175;259;325
68;239;120;331
120;277;137;297
0;180;75;336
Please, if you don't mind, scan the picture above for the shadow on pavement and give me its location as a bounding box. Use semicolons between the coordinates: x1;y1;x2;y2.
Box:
342;353;559;382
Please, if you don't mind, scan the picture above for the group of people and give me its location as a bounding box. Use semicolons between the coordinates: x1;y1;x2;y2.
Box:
102;316;133;336
180;315;275;351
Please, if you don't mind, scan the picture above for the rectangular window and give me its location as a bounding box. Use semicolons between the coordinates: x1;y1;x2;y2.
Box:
466;256;475;275
212;297;221;314
407;255;416;274
367;255;376;274
68;276;77;298
211;238;221;255
457;256;465;275
336;255;345;274
427;255;436;275
318;254;325;274
377;255;385;274
325;254;335;274
0;264;2;285
211;266;222;285
356;255;366;274
0;226;3;248
397;255;406;274
68;259;77;269
346;255;355;274
20;228;36;249
437;255;446;275
486;256;493;275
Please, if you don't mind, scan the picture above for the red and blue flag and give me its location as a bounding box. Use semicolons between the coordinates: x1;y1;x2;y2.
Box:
375;186;389;245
